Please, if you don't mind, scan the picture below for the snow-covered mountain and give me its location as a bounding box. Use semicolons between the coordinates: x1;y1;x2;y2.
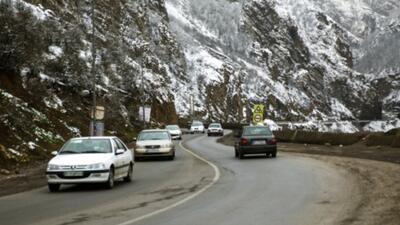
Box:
166;0;399;121
0;0;186;166
0;0;399;168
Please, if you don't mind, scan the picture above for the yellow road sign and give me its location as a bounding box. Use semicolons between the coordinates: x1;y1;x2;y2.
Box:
252;104;265;124
253;104;264;114
253;113;263;123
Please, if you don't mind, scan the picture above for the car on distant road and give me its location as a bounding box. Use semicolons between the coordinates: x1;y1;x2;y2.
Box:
207;123;224;136
165;125;183;140
134;129;175;160
46;136;134;192
234;126;277;159
190;121;205;134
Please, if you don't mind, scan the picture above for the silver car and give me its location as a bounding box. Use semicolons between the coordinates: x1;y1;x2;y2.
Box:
134;130;175;160
207;123;224;136
165;125;183;140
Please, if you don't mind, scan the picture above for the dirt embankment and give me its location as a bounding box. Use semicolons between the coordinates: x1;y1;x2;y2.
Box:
302;154;400;225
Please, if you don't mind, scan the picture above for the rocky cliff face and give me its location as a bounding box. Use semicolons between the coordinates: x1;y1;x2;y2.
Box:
166;0;399;121
0;0;186;168
0;0;398;169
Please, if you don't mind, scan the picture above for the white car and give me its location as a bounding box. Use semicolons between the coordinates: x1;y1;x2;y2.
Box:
207;123;224;136
46;136;134;192
134;129;175;160
165;125;182;140
190;121;205;134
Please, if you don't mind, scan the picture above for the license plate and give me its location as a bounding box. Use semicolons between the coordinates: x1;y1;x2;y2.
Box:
252;140;266;145
64;171;84;177
146;149;159;153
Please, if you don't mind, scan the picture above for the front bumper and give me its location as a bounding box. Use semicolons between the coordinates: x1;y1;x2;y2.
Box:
190;129;204;133
170;134;182;139
46;170;110;184
208;130;224;135
135;147;174;158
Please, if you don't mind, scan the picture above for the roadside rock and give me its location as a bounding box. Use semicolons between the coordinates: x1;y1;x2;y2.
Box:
0;169;10;175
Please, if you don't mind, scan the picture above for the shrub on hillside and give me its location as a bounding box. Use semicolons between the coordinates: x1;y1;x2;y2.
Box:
274;130;364;145
366;133;395;146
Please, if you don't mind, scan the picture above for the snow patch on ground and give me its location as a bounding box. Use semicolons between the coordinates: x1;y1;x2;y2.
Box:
263;119;282;131
363;119;400;132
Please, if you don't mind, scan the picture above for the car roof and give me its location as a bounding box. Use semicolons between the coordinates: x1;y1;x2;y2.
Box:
243;125;269;129
71;136;117;140
140;129;169;132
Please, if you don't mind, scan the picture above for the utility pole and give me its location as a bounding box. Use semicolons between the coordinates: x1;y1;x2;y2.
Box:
141;67;146;129
90;0;97;136
190;94;194;121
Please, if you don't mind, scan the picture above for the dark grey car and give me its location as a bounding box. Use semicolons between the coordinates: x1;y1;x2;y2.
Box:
234;126;277;159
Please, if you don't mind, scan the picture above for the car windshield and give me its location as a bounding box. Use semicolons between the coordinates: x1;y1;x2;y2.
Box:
138;131;170;141
243;127;272;136
166;125;179;130
59;139;112;154
192;122;203;126
209;124;221;128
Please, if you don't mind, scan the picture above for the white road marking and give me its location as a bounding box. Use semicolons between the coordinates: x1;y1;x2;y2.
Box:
116;139;221;225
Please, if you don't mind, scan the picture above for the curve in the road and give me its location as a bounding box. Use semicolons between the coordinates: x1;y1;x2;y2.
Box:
116;140;220;225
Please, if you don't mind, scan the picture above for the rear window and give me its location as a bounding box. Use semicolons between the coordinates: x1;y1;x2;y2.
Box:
243;127;272;136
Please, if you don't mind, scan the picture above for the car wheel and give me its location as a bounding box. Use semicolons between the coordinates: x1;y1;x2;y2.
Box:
239;151;245;159
271;152;277;158
48;183;60;192
234;149;238;158
105;168;115;189
123;163;133;182
169;150;175;160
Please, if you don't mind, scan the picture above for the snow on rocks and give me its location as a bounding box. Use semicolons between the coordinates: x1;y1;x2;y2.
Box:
263;119;282;131
363;119;400;133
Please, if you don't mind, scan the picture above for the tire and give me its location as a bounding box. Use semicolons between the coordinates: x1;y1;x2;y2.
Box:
169;150;175;160
234;149;238;158
271;152;277;158
105;168;115;189
239;151;245;159
48;183;60;192
123;164;133;182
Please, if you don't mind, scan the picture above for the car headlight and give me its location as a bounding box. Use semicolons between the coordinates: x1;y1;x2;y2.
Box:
135;144;145;149
161;143;171;148
47;164;60;171
87;163;106;170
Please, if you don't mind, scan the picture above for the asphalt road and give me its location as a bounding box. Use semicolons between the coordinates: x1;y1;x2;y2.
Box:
0;134;355;225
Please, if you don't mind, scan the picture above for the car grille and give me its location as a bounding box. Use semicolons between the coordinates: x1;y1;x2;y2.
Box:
145;145;161;149
59;165;88;170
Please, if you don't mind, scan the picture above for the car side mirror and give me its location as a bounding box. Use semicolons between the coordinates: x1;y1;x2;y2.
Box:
116;149;125;155
51;151;58;156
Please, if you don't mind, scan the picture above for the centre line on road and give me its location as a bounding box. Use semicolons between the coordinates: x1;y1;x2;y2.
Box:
116;139;221;225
